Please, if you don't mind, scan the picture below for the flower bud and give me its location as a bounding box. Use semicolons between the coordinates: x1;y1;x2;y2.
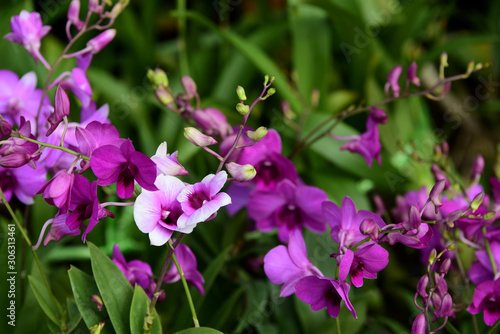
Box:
359;218;379;241
439;258;451;275
88;0;102;13
0;120;13;140
431;293;442;311
47;86;71;136
416;275;429;298
445;209;463;224
267;88;276;96
236;103;249;115
470;155;485;181
429;179;445;213
109;2;126;19
439;293;453;317
386;65;402;97
0;153;31;168
411;313;426;334
464;60;475;78
184;127;217;147
370;106;387;124
484;211;496;220
428;248;437;266
431;164;450;189
246;127;267;141
441;141;449;155
226;162;256;182
403;206;421;231
91;294;103;311
155;88;174;106
470;191;485;212
87;29;116;54
181;76;197;98
440;52;448;68
68;0;84;30
407;61;421;87
148;68;168;88
236;85;247;101
264;74;270;85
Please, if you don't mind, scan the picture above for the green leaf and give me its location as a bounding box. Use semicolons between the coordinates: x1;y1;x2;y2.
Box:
27;275;61;326
67;265;112;333
88;241;134;334
66;298;82;333
130;285;162;334
173;327;224;334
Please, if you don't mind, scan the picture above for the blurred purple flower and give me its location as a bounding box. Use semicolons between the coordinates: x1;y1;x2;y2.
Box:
469;242;500;285
0;164;46;205
176;171;231;229
295;276;357;318
385;65;402;97
407;62;421;87
0;70;51;128
4;10;51;62
192;107;232;138
264;230;323;297
248;179;328;242
60;68;92;107
41;213;81;247
467;278;500;326
134;174;191;246
0;117;41;168
336;116;382;167
164;243;205;295
112;244;159;300
90;139;158;199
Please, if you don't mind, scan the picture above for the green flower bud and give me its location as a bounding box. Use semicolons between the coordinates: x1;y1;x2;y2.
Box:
440;52;448;68
470;191;485;212
148;68;169;88
226;162;256;182
237;85;247;101
184;127;218;147
267;88;276;96
428;248;437;265
484;211;496;220
447;244;456;251
155;88;174;106
236;103;250;115
246;126;268;141
264;74;270;85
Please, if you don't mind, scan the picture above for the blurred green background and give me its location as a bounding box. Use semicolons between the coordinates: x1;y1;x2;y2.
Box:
0;0;499;333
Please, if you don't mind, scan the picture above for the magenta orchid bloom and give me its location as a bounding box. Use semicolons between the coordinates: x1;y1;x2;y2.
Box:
248;179;328;242
0;164;47;205
264;230;323;297
134;174;191;246
112;244;160;300
467;278;500;326
338;115;382;167
295;275;357;318
90;139;158;199
176;171;231;229
151;142;188;177
36;167;75;213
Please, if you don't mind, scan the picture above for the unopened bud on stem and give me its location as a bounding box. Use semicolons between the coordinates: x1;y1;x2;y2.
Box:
236;86;247;101
246;127;267;141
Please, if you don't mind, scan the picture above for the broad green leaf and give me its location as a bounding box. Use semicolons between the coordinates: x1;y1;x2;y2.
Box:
235;280;269;333
67;265;112;334
27;275;62;326
173;327;224;334
88;241;134;334
288;3;331;108
130;285;162;334
66;298;82;333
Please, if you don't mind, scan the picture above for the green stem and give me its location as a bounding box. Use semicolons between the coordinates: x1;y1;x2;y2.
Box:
483;225;498;276
169;239;199;327
487;318;500;334
16;133;90;161
0;188;63;328
335;317;341;334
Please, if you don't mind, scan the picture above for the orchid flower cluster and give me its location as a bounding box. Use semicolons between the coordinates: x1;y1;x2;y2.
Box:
1;2;499;334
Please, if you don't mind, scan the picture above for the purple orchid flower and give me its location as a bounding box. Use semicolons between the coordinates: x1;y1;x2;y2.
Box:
0;70;52;129
164;243;205;295
66;175;114;242
385;65;402;97
90;139;158;199
60;68;92;107
467;278;500;326
295;275;357;318
176;171;231;229
337;245;389;288
112;244;160;300
151;142;188;177
36;167;75;213
323;196;386;248
336;115;382;167
0;164;46;205
32;213;81;249
192;107;232;138
0;117;41;169
134;174;192;246
248;179;328;242
264;230;323;297
469;241;500;285
4;10;51;62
